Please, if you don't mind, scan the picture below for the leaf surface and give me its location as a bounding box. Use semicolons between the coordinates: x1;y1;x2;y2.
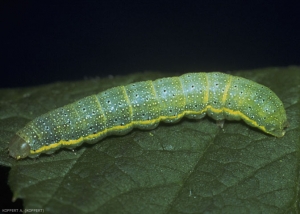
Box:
1;68;299;214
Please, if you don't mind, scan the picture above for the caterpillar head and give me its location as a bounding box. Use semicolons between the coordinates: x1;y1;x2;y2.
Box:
8;135;31;160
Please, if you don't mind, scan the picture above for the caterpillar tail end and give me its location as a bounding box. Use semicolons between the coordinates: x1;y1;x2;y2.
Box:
8;135;31;160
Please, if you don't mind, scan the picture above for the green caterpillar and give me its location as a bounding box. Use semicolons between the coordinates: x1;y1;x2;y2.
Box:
8;72;288;160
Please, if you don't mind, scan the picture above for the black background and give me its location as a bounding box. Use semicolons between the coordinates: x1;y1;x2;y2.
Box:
1;1;299;89
1;0;299;210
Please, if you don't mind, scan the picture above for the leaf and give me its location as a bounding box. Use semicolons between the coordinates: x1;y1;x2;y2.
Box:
1;68;299;214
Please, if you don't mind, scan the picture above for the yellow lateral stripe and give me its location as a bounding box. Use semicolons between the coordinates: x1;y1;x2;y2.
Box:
29;106;267;155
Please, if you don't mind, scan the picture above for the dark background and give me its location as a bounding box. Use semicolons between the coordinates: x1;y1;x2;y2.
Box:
1;0;299;210
1;1;299;89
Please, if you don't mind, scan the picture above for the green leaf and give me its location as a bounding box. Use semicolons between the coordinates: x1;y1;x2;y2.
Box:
1;67;299;214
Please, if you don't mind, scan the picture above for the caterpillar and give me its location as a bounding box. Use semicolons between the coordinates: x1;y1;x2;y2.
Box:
8;72;288;160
